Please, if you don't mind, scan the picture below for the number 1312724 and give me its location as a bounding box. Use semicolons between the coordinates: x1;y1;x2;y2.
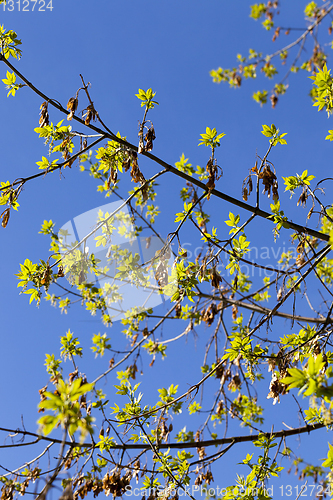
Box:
2;1;53;11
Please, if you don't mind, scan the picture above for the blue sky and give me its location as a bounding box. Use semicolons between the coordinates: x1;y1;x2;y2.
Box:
1;0;333;495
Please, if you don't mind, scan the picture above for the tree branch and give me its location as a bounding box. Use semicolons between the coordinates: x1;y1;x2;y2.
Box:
0;422;325;451
0;54;330;243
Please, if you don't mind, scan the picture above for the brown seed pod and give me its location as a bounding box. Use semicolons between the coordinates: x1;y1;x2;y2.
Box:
272;26;280;42
259;165;279;200
57;265;65;278
210;267;222;288
137;132;145;154
296;254;305;268
39;101;49;127
297;187;308;207
216;400;224;415
1;208;10;228
144;124;156;151
83;104;96;125
155;261;168;288
248;176;253;193
67;97;78;121
41;265;51;285
270;93;278;108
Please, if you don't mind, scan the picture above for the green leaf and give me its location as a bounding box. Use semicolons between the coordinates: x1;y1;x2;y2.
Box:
198;127;225;148
135;88;159;109
261;124;287;145
322;443;333;468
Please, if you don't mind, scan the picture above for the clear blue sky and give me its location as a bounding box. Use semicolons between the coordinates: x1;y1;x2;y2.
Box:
1;0;332;495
